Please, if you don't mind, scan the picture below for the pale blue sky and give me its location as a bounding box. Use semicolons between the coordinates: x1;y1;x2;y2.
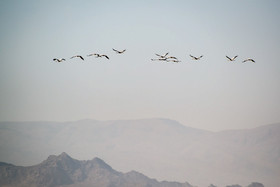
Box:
0;0;280;131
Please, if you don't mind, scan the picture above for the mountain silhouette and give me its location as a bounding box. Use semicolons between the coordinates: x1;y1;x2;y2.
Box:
0;118;278;186
0;152;193;187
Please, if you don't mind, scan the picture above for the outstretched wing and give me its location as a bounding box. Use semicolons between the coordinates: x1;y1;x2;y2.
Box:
103;55;109;59
79;56;84;60
226;56;232;60
155;53;161;57
112;48;119;53
248;58;255;62
167;56;177;60
243;58;255;63
163;52;169;57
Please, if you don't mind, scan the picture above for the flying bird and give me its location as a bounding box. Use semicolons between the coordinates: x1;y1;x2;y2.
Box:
151;58;168;62
70;55;84;60
89;53;109;60
113;48;126;54
53;58;65;62
167;59;181;63
226;55;238;61
190;55;203;60
155;52;169;58
243;58;255;63
151;52;179;62
166;56;178;60
101;54;110;59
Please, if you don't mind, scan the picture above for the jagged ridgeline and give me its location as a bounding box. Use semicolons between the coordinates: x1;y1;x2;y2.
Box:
0;119;278;187
0;152;193;187
0;152;265;187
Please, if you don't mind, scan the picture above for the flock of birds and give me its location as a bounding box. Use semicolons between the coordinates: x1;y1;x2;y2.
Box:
53;48;256;63
151;53;255;63
53;48;125;62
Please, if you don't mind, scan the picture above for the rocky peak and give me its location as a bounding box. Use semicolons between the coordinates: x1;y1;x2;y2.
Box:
87;157;114;171
46;152;71;161
41;152;80;172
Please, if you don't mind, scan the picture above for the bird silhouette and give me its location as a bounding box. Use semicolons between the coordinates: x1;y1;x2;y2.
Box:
166;56;178;60
70;55;84;60
167;59;180;63
243;58;255;63
151;58;168;62
226;55;238;61
89;53;109;60
190;55;203;60
152;52;179;62
113;48;126;54
53;58;66;62
155;52;169;58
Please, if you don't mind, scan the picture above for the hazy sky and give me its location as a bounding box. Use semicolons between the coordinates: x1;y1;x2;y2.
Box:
0;0;280;131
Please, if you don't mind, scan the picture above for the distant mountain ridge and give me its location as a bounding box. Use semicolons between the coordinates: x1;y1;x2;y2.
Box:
0;118;279;187
0;152;193;187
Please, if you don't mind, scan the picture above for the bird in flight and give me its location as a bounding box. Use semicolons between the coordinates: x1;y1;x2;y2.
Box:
53;58;65;62
88;53;109;60
190;55;203;60
70;55;84;60
155;52;169;59
226;55;238;61
151;58;168;62
243;58;255;63
152;52;179;63
113;48;126;54
167;59;181;63
166;56;178;60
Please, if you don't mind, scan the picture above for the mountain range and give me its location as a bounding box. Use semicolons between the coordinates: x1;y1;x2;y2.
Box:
0;152;265;187
0;118;279;187
0;152;194;187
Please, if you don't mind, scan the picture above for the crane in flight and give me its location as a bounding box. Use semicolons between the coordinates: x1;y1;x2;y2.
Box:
167;59;180;63
243;58;255;63
226;55;238;61
53;58;65;62
70;55;84;60
151;58;168;61
155;52;169;59
112;48;126;54
88;53;109;60
190;55;203;60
